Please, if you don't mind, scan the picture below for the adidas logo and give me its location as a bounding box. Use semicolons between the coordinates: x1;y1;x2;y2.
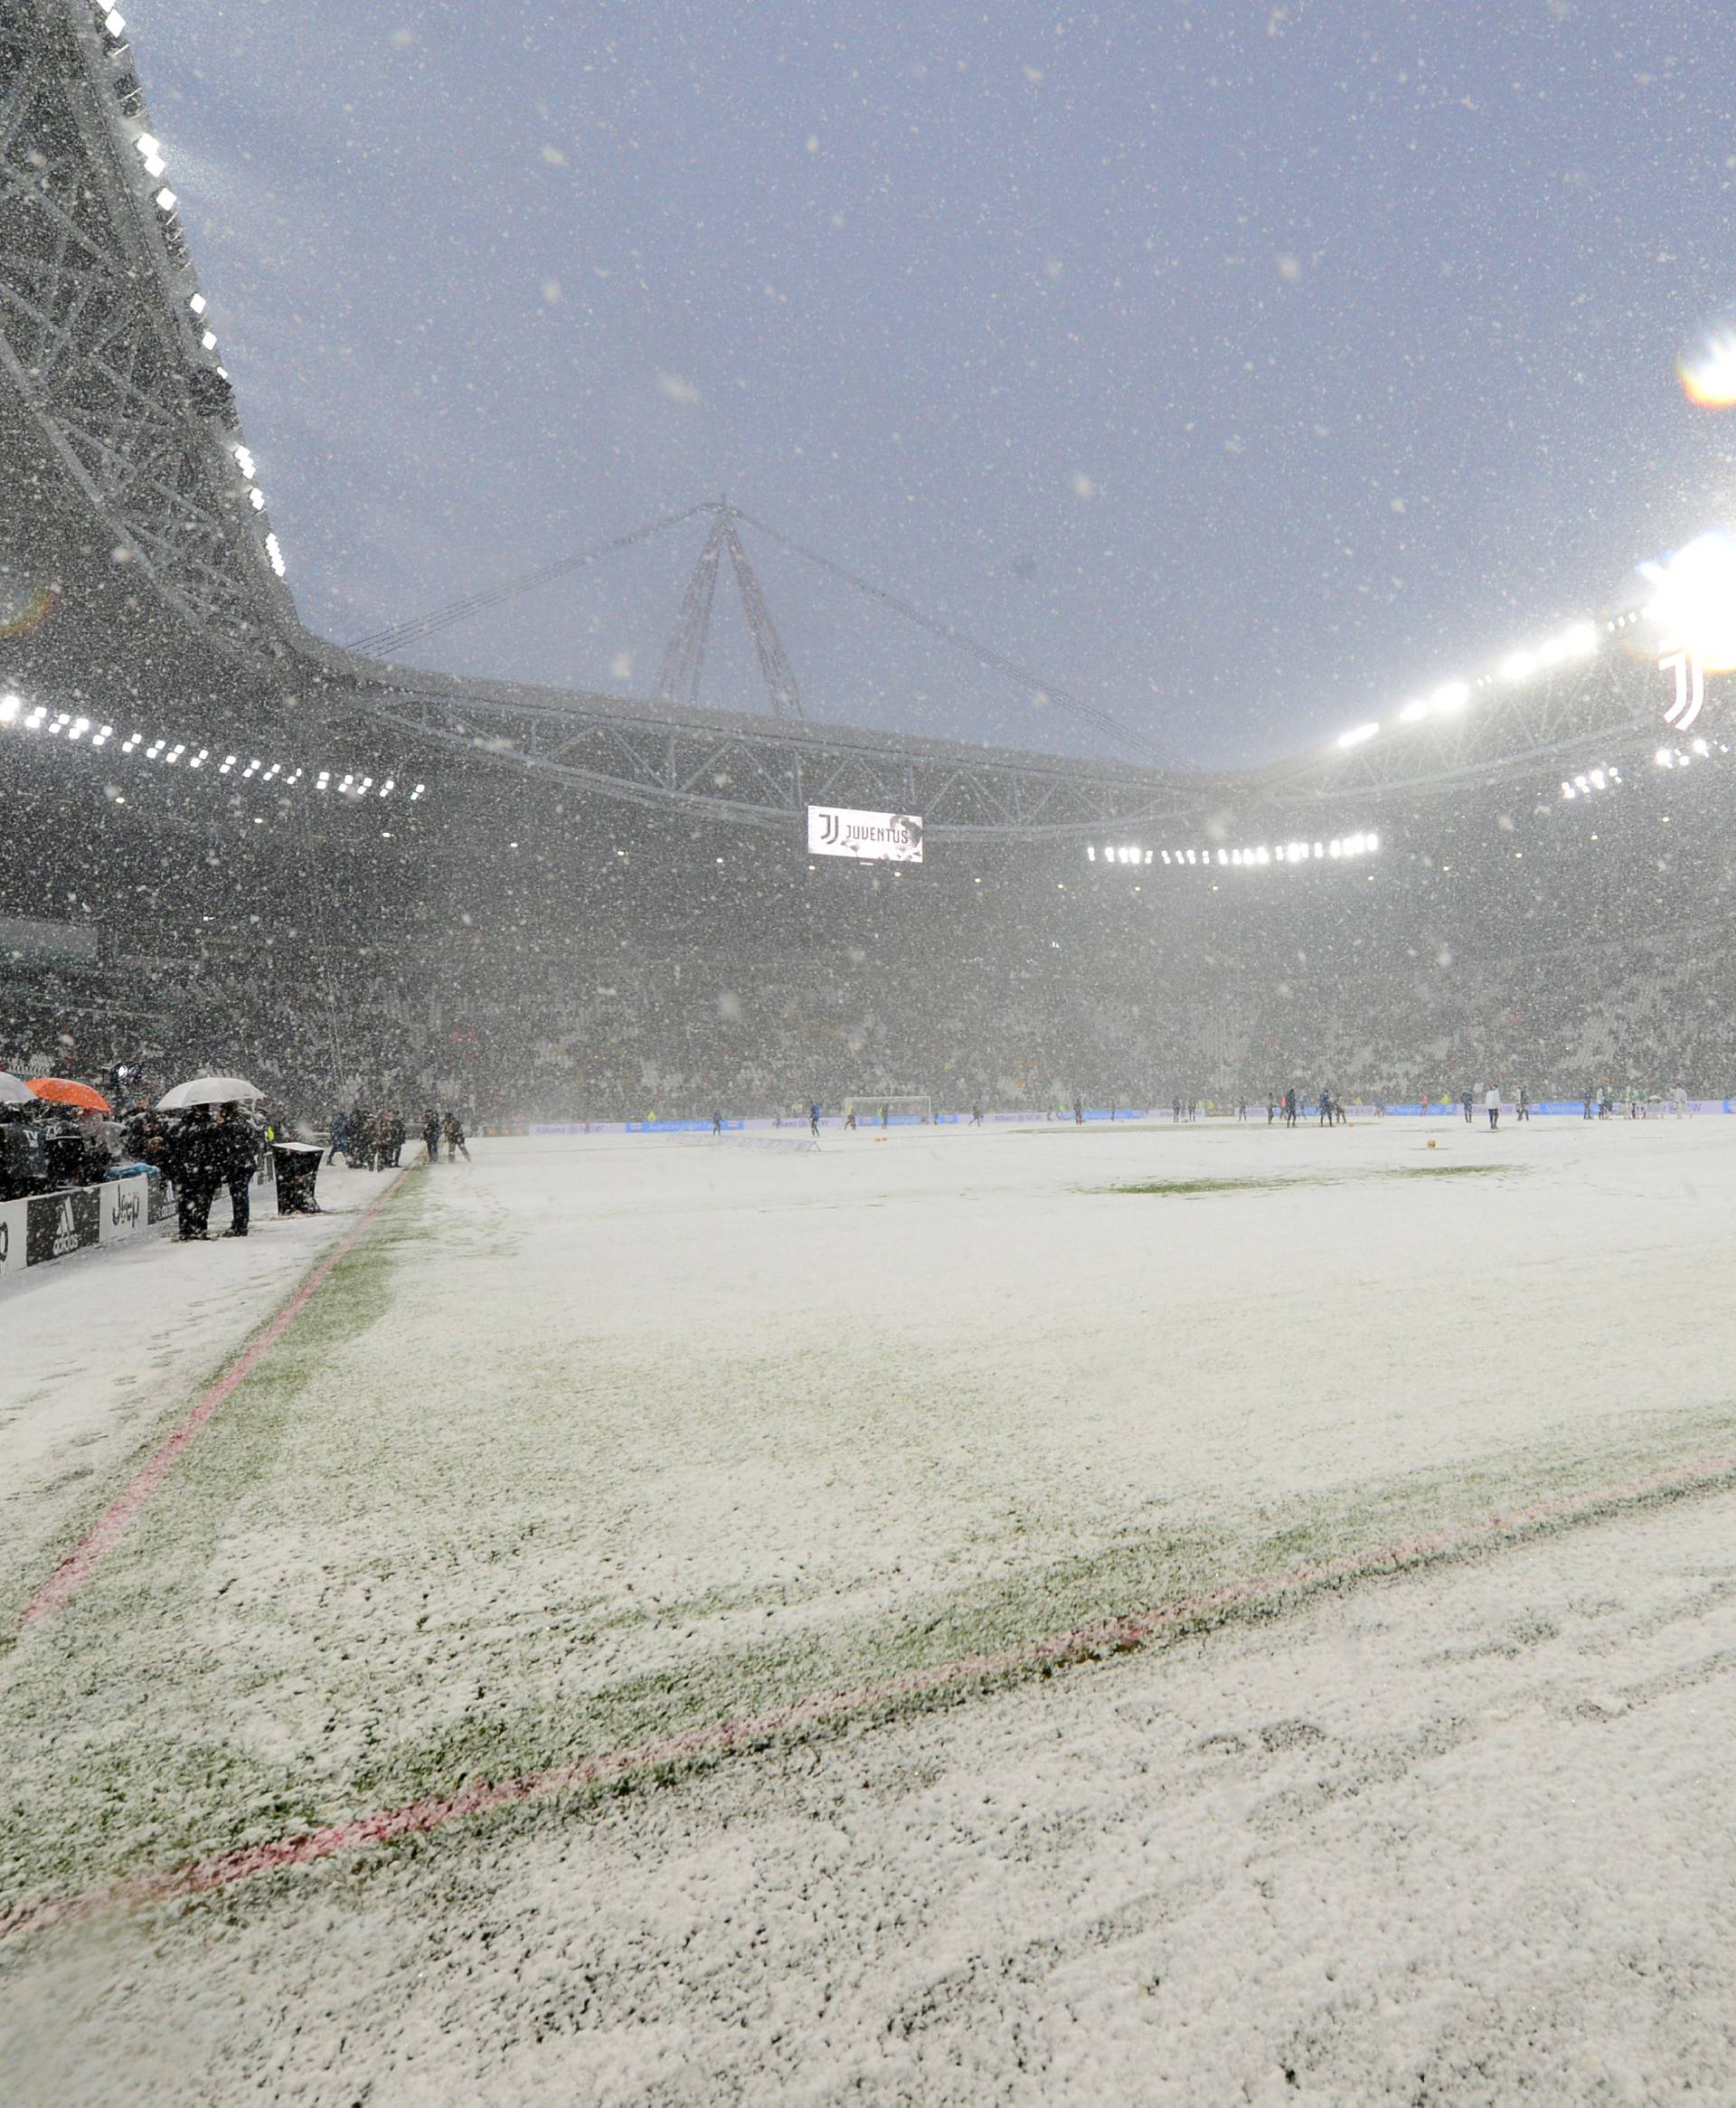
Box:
51;1196;81;1258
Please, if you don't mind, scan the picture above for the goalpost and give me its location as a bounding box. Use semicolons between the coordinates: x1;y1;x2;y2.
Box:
841;1094;933;1127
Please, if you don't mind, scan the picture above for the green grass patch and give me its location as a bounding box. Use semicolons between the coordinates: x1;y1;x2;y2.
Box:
1108;1176;1293;1196
1104;1163;1519;1197
1393;1163;1513;1178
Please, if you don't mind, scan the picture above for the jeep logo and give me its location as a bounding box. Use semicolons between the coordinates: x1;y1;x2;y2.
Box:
109;1189;141;1233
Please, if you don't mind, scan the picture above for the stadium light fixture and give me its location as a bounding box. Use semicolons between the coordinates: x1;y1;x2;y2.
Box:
1680;326;1736;410
264;534;287;577
0;694;18;723
1399;698;1429;723
104;10;127;34
1337;722;1379;749
1642;531;1736;673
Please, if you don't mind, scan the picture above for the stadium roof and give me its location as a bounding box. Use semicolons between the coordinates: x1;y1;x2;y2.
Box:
0;0;1691;839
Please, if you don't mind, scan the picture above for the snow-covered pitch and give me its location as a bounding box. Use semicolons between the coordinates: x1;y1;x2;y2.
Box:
5;1114;1736;2099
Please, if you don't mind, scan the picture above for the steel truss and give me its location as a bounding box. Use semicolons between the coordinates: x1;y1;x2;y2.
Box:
327;660;1205;839
1256;654;1665;808
0;0;290;654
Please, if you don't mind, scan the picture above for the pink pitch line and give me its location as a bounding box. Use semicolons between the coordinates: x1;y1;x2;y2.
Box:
18;1168;413;1631
6;1442;1736;1944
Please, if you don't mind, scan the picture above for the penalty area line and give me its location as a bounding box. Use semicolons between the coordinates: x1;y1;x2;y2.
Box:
6;1439;1736;1942
17;1167;413;1631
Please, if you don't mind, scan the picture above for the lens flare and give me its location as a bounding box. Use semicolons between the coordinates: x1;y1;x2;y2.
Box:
1640;531;1736;675
1679;326;1736;409
0;578;61;638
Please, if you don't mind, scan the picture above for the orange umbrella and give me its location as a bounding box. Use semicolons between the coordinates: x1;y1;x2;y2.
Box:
27;1077;112;1114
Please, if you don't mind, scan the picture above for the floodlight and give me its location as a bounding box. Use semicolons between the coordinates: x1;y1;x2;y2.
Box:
1337;722;1379;749
1642;531;1736;671
1680;327;1736;410
1432;681;1469;711
1500;650;1536;683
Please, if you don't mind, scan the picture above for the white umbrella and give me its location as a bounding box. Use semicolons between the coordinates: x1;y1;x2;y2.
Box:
156;1074;264;1110
0;1071;37;1106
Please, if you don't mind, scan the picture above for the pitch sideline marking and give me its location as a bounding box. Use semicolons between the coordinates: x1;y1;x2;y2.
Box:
17;1167;414;1631
5;1441;1736;1942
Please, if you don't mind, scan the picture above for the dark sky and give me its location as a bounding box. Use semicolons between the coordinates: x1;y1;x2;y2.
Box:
132;0;1734;767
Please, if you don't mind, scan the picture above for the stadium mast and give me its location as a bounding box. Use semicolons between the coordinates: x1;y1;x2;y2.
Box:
657;503;805;720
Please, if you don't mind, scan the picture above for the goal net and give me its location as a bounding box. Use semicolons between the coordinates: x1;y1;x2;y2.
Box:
841;1095;933;1127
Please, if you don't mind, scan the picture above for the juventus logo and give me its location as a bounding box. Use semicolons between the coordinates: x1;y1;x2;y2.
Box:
1662;649;1705;733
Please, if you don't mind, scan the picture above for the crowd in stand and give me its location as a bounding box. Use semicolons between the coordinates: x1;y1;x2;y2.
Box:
11;861;1736;1151
6;914;1731;1147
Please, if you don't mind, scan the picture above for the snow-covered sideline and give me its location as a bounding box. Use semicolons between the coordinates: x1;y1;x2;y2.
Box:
0;1162;401;1610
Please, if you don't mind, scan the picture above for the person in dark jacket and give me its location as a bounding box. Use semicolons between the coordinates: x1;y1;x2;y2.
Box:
216;1103;259;1237
421;1108;442;1162
170;1108;224;1241
442;1110;470;1161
